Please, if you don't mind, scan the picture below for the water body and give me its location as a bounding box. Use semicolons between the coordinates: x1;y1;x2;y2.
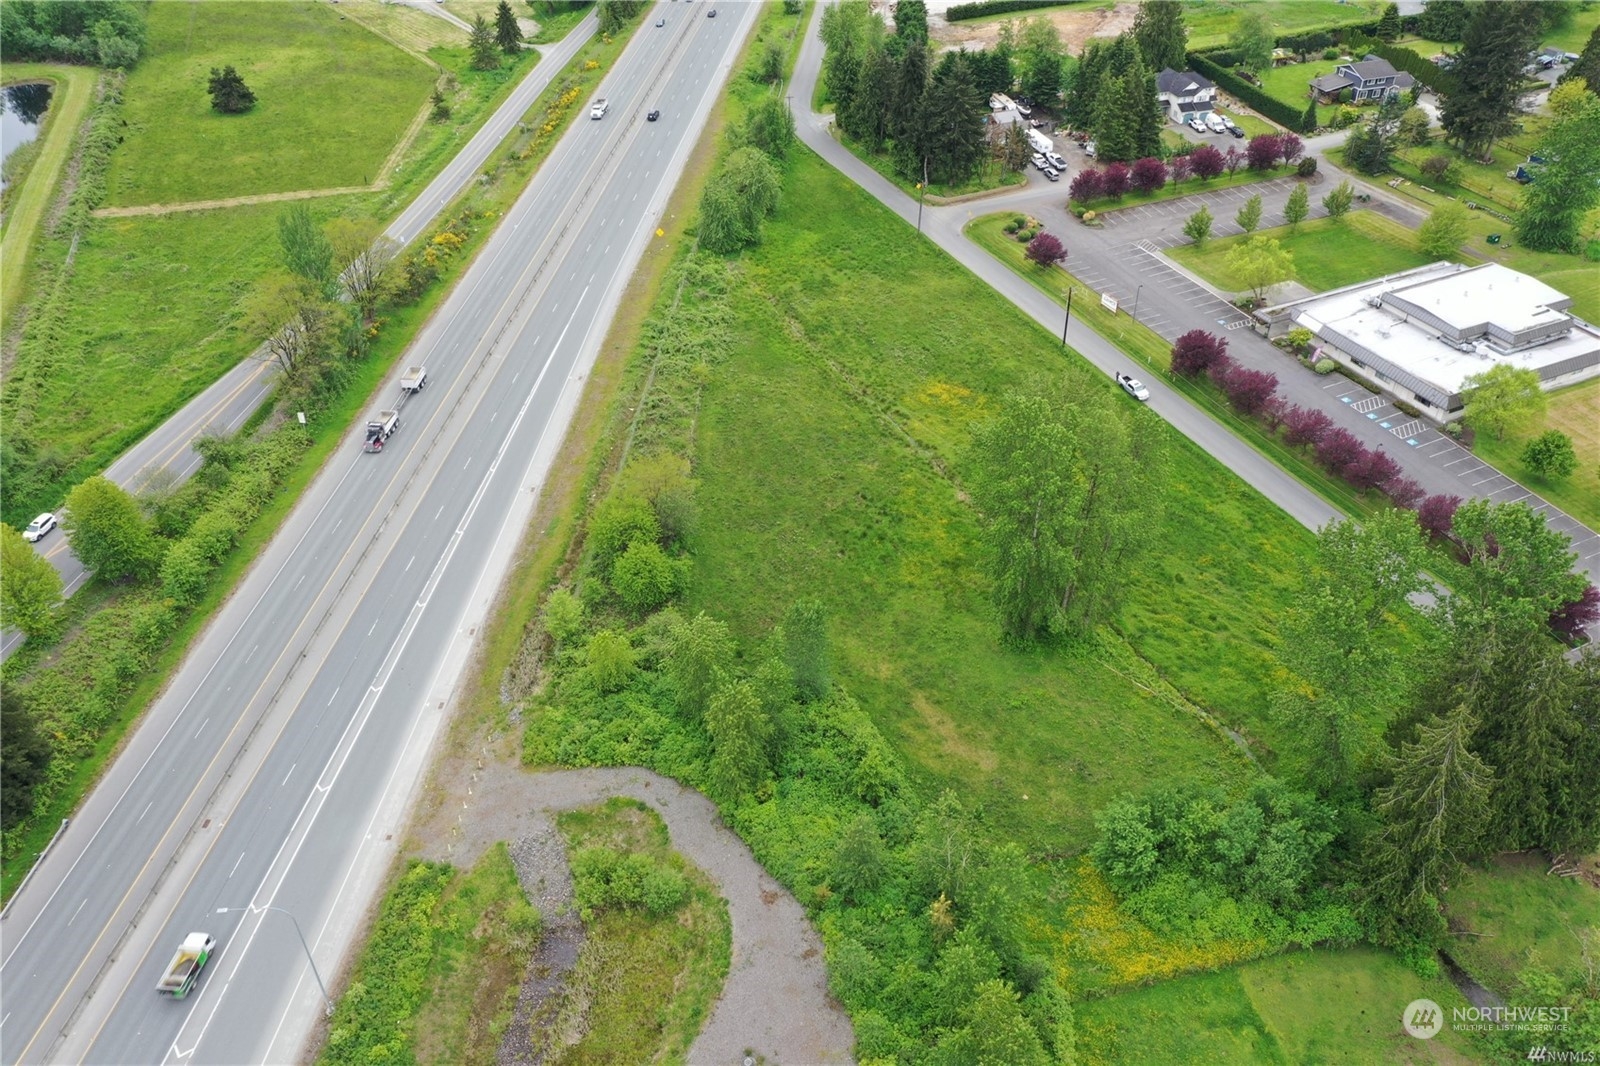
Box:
1;81;54;184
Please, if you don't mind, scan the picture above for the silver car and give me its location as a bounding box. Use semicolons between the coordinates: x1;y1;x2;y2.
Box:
22;512;57;542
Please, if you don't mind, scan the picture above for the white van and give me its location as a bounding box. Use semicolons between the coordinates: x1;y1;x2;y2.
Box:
1205;113;1228;134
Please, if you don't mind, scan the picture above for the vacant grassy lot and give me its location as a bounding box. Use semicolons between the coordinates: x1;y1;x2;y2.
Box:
1167;211;1447;294
1184;0;1386;52
104;1;435;206
0;64;96;327
552;799;730;1065
1471;378;1600;530
1446;854;1600;998
1077;946;1477;1065
1256;57;1339;112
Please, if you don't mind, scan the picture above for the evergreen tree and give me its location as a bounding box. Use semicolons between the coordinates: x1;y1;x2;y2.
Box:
1093;74;1134;161
1561;24;1600;95
1302;98;1319;133
1123;50;1163;160
1065;38;1108;129
917;52;987;184
1417;0;1470;43
1441;0;1539;160
1366;705;1493;945
1376;2;1402;41
894;0;927;43
1513;91;1600;253
891;40;928;146
845;47;896;148
494;0;523;52
207;65;256;114
469;14;500;70
1131;0;1187;73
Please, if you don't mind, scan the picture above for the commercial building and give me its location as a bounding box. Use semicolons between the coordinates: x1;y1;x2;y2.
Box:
1256;261;1600;421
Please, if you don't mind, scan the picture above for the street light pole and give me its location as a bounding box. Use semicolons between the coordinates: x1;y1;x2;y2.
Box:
1061;287;1073;347
217;906;334;1017
1132;283;1144;322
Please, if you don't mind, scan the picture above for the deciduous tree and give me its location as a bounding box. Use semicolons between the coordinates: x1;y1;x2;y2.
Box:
1245;133;1280;171
278;203;336;297
706;678;773;799
1225;235;1293;301
327;217;399;322
1130;156;1167;193
1522;429;1578;480
1068;167;1104;203
1321;180;1354;220
1;689;52;832
1170;329;1227;376
1228;9;1274;74
0;523;63;641
1100;161;1131;197
1182;204;1213;246
586;629;635;693
1446;499;1584;640
1283;183;1310;230
1417;200;1468;257
1235;193;1263;233
1282;405;1334;446
1513;90;1600;252
1417;493;1461;540
1561;24;1600;94
63;476;163;583
668;612;735;720
1025;231;1068;267
1461;363;1545;440
1188;144;1224;179
245;273;338;387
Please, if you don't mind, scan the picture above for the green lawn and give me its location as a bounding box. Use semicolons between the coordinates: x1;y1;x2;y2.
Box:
1217;105;1279;138
1184;0;1387;52
1256;57;1338;113
1445;854;1600;998
1167;211;1447;294
1471;378;1600;530
1540;4;1600;54
0;64;96;328
1077;947;1478;1065
104;1;435;206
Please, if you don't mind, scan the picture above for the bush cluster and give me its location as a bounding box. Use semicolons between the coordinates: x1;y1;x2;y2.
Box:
944;0;1080;21
570;845;690;919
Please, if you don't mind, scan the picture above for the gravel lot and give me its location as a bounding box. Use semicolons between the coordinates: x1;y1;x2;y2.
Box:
412;759;854;1065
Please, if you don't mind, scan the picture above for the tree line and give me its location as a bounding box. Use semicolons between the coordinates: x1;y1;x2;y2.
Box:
0;0;145;68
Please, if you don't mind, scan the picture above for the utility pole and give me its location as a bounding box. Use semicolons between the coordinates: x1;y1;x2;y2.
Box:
1061;287;1073;347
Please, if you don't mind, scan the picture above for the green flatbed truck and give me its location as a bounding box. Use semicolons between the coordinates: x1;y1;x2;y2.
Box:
155;932;215;999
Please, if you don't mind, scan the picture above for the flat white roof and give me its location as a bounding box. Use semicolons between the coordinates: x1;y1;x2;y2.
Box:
1391;262;1572;336
1284;262;1599;399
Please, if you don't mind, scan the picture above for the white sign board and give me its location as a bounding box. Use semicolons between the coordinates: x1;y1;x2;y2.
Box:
1100;292;1119;314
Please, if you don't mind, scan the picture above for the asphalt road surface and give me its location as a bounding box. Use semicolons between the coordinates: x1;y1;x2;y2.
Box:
0;15;598;662
0;5;759;1064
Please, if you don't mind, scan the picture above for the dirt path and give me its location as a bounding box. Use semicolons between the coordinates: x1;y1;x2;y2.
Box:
413;761;854;1066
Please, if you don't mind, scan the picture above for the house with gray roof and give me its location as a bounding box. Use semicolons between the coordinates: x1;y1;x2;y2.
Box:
1156;68;1217;124
1309;55;1417;104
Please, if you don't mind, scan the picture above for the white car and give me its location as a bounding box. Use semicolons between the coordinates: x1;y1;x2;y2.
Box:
1042;166;1060;182
589;98;609;120
22;512;57;542
1188;117;1207;133
1045;150;1067;171
1083;141;1096;157
1031;152;1048;169
1115;373;1150;401
1206;114;1228;134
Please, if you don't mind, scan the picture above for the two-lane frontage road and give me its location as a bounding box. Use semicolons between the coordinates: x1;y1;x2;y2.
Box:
0;6;759;1064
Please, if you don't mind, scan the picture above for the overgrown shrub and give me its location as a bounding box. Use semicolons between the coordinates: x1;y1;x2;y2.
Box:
570;845;690;919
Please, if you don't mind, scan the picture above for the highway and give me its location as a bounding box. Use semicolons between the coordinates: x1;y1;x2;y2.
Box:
0;4;759;1063
0;13;598;661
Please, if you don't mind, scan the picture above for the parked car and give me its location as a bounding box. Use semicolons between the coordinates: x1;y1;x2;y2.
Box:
1115;373;1150;401
1031;152;1048;169
1205;114;1228;134
1042;166;1060;182
1228;123;1246;138
22;512;56;542
1045;151;1068;171
1083;141;1096;157
1187;117;1207;133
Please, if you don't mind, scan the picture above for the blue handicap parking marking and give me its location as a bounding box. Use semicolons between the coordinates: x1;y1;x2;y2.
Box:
1406;438;1419;446
1366;412;1378;419
1340;395;1353;404
1380;420;1392;429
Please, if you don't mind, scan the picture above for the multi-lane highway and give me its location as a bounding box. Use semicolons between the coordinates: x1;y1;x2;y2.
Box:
0;5;759;1063
0;13;599;661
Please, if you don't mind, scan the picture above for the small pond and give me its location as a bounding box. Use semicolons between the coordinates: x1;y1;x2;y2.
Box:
2;82;54;185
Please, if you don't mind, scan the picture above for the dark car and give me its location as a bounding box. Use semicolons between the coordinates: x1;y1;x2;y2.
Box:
706;6;716;15
656;17;665;26
647;109;660;122
1228;124;1245;138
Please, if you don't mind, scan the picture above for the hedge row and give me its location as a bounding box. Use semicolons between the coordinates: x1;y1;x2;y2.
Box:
945;0;1080;22
1189;51;1312;132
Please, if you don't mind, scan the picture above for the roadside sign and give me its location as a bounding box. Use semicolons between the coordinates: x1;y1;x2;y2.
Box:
1100;292;1119;314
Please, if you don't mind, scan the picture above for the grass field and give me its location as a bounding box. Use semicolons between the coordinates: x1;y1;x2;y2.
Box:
1167;211;1448;294
552;799;731;1065
1541;4;1600;54
1217;105;1278;138
1446;853;1600;998
103;1;436;206
1470;378;1600;530
1076;946;1477;1065
0;64;96;329
336;0;467;56
1183;0;1387;52
1256;57;1338;112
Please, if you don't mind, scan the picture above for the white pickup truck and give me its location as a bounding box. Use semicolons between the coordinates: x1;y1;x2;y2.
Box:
589;98;609;120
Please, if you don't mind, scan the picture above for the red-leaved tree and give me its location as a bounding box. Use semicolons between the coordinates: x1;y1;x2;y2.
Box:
1277;133;1304;166
1025;231;1069;268
1190;145;1225;180
1221;365;1280;415
1223;145;1245;176
1282;405;1333;447
1262;395;1289;431
1384;476;1426;510
1130;156;1168;193
1170;153;1194;184
1549;584;1600;643
1102;162;1132;197
1315;428;1366;475
1069;168;1104;203
1417;494;1462;540
1246;134;1281;171
1171;330;1227;376
1348;447;1402;491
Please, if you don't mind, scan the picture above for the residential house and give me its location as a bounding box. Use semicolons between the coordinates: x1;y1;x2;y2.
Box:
1308;54;1416;104
1156;67;1217;124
